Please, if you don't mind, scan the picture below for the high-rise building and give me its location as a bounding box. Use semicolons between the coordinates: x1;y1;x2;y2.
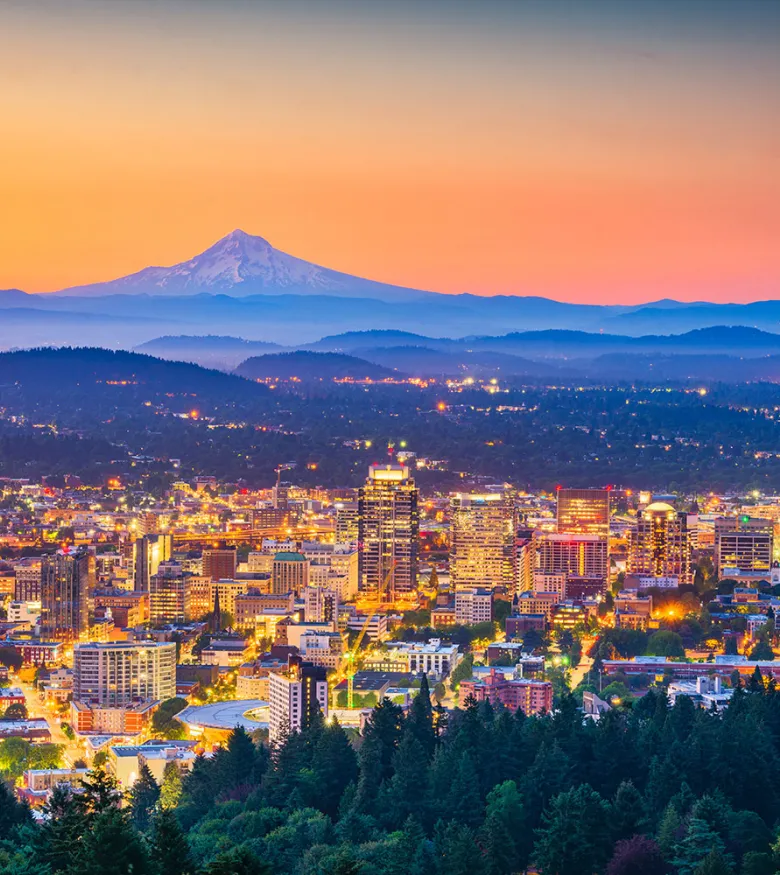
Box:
335;502;359;543
271;552;309;595
40;548;95;643
73;641;176;707
133;534;173;592
149;560;190;625
556;488;610;536
723;533;773;577
716;520;773;576
449;493;514;591
536;533;609;586
629;502;692;585
358;464;419;600
304;586;340;624
203;547;237;582
268;656;328;744
513;530;536;594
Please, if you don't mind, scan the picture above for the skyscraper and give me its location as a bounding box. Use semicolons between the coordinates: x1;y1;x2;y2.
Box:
73;641;176;706
449;493;514;590
40;548;95;643
629;502;692;584
358;464;419;600
556;488;610;536
133;534;173;592
536;533;609;586
149;560;190;624
271;552;309;595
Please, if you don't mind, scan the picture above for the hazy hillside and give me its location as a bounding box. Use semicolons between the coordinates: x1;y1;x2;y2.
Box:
235;351;399;381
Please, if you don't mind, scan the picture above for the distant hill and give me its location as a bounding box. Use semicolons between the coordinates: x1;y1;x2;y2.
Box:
235;351;399;381
0;346;261;398
135;335;285;371
350;345;563;378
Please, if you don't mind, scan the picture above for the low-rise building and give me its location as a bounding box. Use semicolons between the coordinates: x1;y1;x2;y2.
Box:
454;588;493;625
200;638;249;667
110;740;198;788
458;668;553;715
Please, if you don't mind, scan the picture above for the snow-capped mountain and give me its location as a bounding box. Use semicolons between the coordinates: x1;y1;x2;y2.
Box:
54;230;431;301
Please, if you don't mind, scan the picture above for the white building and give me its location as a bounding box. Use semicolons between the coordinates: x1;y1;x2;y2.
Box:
454;588;493;625
73;641;176;707
268;658;328;745
384;639;463;678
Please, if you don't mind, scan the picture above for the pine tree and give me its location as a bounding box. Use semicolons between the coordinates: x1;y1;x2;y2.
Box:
406;673;436;759
311;718;359;818
385;732;429;828
433;820;486;875
480;781;523;875
673;817;732;875
128;762;160;832
222;725;258;791
79;766;122;814
160;760;183;809
203;845;272;875
612;780;647;840
533;784;612;875
0;779;30;839
656;802;682;859
73;806;152;875
151;807;195;875
693;848;734;875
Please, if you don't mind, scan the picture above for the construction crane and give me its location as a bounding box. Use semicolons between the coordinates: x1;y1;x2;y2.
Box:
341;560;396;709
274;462;296;488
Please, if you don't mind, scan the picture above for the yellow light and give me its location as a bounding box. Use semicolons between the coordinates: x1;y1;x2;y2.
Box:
437;402;447;412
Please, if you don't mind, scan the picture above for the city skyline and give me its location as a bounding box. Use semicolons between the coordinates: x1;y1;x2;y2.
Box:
2;0;779;304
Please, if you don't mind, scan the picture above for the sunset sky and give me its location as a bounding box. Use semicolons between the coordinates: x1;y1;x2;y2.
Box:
1;0;779;303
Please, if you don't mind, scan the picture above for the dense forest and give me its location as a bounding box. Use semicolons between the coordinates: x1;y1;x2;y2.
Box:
3;673;780;874
3;348;780;491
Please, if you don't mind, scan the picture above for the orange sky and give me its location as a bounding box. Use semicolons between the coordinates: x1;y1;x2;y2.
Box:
1;0;779;303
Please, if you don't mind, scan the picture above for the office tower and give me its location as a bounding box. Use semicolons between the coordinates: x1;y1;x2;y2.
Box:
268;655;328;744
203;547;237;582
40;548;95;643
449;493;514;591
304;586;340;624
271;552;309;595
149;560;190;625
335;502;359;543
272;483;290;510
536;533;609;586
629;502;692;584
208;579;248;618
556;488;610;536
73;641;176;706
133;534;173;592
513;530;536;594
358;464;419;600
715;517;773;575
14;557;42;601
186;576;212;621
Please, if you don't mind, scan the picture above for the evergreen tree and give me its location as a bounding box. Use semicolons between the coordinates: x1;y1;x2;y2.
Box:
612;779;646;841
73;807;152;875
656;802;682;859
128;762;160;832
480;779;523;875
693;848;734;875
222;726;259;792
0;780;30;838
533;784;612;875
33;784;89;872
202;846;272;875
311;718;359;818
160;760;183;809
151;807;196;875
362;698;404;781
406;673;436;759
433;820;486;875
79;766;122;815
385;732;429;828
673;817;732;875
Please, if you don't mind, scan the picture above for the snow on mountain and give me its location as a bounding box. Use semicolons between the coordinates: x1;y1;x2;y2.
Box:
54;230;430;300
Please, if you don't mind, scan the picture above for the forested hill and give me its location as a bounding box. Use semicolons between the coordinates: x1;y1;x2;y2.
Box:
235;351;399;381
0;347;262;397
2;675;780;874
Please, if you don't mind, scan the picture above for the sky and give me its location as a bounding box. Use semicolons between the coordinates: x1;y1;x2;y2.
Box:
1;0;779;303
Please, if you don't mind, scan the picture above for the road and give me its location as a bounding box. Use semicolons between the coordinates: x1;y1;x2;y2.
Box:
15;678;83;765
